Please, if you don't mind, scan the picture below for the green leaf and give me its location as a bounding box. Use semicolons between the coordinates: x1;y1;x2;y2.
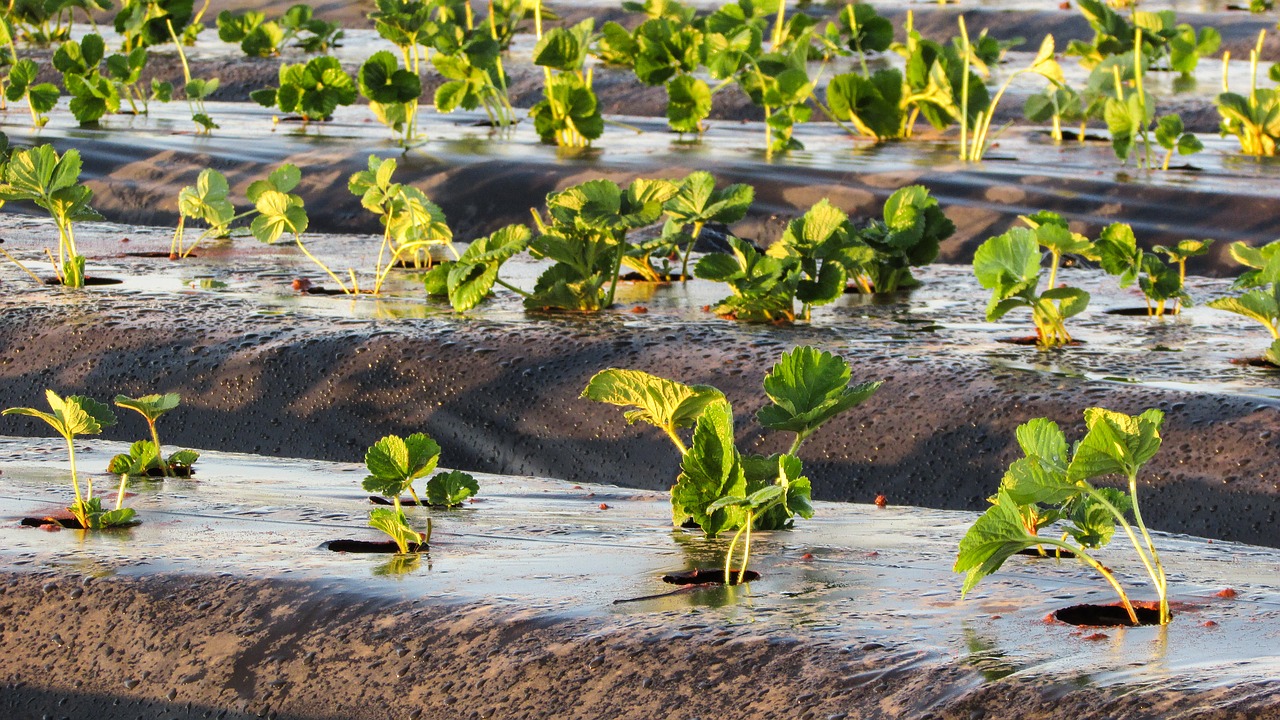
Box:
107;440;162;476
1014;417;1069;469
360;51;422;105
1068;487;1130;548
114;393;180;424
445;224;530;312
167;449;199;471
756;346;881;439
97;507;137;528
672;399;746;535
362;432;441;497
582;368;725;434
1207;290;1279;333
426;470;479;506
954;488;1043;596
665;75;711;134
1265;339;1280;366
1067;407;1164;481
368;507;422;553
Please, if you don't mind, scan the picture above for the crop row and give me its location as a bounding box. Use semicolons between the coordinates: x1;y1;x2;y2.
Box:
4;0;1280;161
2;138;1277;359
5;345;1180;627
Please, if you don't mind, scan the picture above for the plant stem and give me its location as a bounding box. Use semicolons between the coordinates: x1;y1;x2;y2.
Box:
115;473;128;510
1086;486;1165;622
63;432;85;521
1126;471;1169;623
148;419;170;478
958;16;970;161
771;0;787;49
662;425;689;455
680;220;705;282
494;277;532;298
1040;537;1139;624
294;235;352;293
737;511;753;585
0;245;43;284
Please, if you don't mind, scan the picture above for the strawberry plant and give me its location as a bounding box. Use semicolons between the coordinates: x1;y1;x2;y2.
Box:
1208;251;1280;364
763;199;860;320
251;56;356;123
216;10;284;57
362;433;479;553
826;13;987;143
696;235;801;323
423;224;531;311
854;185;954;293
116;0;197;51
358;51;424;147
162;15;219;132
431;18;516;128
105;46;173;114
4;391;136;530
107;394;199;478
955;408;1172;626
596;17;709;134
3;13;58;128
530;19;602;147
1093;222;1190;316
53;33;122;125
527;177;676;311
248;164;352;292
0;145;102;288
171;168;238;258
584;346;880;581
348;155;455;292
218;5;342;57
7;0;106;45
659;171;753;281
973;214;1092;348
1217;30;1280;157
958;31;1062;162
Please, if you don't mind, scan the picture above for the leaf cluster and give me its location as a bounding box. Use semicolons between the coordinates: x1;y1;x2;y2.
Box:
361;432;480;507
973;219;1090;348
954;408;1164;599
251;56;356;122
583;346;879;534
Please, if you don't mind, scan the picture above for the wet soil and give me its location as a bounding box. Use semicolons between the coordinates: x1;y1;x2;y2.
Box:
0;437;1277;719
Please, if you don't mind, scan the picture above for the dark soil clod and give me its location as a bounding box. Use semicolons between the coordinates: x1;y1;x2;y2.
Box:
662;569;760;586
1053;603;1164;627
323;539;427;554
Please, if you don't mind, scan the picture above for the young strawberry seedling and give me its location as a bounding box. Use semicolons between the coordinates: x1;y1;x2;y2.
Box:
4;390;136;529
955;408;1171;625
361;433;479;553
108;393;199;478
584;346;881;582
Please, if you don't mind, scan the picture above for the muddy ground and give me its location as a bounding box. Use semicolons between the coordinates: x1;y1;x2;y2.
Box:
1;571;1275;720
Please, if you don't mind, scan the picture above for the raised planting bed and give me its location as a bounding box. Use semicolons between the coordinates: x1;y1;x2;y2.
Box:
0;435;1276;719
1;217;1278;547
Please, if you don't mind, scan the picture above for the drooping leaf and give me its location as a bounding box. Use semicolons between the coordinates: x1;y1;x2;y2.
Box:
583;368;725;436
368;507;423;553
114;393;181;424
1067;407;1164;481
954;488;1043;596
